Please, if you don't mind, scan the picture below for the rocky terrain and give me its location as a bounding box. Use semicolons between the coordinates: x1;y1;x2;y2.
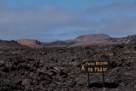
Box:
0;43;136;91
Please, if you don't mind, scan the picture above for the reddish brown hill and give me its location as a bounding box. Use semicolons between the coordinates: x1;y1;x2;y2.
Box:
15;39;44;48
16;39;76;48
15;34;136;48
76;34;111;41
0;40;29;48
71;34;136;46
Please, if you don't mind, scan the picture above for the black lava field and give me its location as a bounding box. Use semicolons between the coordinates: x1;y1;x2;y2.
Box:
0;44;136;91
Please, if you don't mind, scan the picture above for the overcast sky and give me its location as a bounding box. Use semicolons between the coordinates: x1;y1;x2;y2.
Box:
0;0;136;42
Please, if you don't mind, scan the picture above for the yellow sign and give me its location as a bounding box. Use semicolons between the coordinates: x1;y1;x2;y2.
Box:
80;61;110;73
81;64;86;71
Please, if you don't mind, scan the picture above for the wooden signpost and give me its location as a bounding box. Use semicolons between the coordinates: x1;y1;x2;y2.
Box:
80;55;110;88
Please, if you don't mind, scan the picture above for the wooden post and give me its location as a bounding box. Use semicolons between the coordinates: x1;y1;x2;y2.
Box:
102;72;104;88
87;73;90;89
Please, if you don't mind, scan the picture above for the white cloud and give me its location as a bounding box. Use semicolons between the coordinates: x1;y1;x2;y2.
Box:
0;6;98;41
86;2;136;15
85;2;136;37
0;6;97;28
99;15;136;37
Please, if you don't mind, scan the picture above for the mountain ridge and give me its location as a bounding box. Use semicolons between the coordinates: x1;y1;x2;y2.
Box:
76;34;111;41
1;34;136;48
0;40;29;48
15;34;136;48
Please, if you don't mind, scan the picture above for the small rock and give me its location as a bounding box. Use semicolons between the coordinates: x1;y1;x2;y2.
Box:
59;71;68;78
120;82;125;87
1;67;9;72
69;81;76;87
78;80;86;86
134;85;136;89
22;79;30;86
12;77;22;85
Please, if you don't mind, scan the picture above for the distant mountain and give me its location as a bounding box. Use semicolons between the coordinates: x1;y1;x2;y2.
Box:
15;34;136;48
75;34;111;41
67;34;112;46
15;39;44;48
0;40;29;48
1;34;135;48
16;39;76;48
43;40;76;47
108;34;136;43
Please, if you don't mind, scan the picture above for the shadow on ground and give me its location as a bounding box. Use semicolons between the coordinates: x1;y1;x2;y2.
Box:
88;82;119;88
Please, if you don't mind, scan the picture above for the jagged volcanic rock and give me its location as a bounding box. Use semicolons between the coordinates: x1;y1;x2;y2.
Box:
0;43;136;90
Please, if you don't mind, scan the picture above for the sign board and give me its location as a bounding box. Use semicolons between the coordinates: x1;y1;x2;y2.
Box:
80;55;110;73
80;55;110;88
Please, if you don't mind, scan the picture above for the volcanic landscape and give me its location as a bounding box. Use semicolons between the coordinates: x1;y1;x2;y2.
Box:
0;34;136;91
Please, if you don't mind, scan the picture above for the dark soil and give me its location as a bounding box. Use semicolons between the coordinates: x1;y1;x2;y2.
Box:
0;43;136;91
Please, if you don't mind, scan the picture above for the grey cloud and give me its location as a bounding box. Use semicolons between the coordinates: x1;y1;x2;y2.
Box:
0;6;98;41
63;29;98;38
0;6;97;28
56;29;98;40
73;29;98;35
0;28;55;42
66;15;136;38
100;15;136;37
86;2;136;15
